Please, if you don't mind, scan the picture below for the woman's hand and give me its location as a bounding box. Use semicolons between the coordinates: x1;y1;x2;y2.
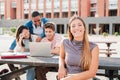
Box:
58;66;67;80
19;33;25;41
18;33;25;47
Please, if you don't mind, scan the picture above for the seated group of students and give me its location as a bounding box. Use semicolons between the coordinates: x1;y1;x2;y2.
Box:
0;11;99;80
0;11;62;80
9;22;62;80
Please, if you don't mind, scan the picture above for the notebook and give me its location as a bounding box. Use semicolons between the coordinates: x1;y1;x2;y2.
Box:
29;42;54;57
0;52;27;59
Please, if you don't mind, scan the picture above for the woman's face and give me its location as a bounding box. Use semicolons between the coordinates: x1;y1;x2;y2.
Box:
45;28;55;41
21;29;30;39
70;19;85;38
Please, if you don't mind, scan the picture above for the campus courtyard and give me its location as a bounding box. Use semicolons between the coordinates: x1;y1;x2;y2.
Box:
0;34;120;80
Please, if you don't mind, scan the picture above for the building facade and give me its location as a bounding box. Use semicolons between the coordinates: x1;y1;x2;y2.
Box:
0;0;120;35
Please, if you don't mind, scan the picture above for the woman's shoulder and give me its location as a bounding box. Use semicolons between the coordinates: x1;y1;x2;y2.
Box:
89;41;97;45
63;38;70;44
89;42;98;51
89;42;97;47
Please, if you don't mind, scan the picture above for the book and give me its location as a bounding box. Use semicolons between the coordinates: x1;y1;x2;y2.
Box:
0;52;28;59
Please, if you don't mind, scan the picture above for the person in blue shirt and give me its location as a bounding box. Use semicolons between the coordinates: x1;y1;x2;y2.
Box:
8;11;48;52
8;11;48;80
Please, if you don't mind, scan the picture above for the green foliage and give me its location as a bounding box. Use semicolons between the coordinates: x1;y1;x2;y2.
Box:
102;32;108;37
114;32;119;36
10;27;16;33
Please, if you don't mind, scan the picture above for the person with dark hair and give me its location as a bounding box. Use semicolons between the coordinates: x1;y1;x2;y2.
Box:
14;25;37;80
14;25;37;52
9;11;49;52
57;15;99;80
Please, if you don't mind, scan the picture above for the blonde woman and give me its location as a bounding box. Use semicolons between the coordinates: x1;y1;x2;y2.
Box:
58;15;99;80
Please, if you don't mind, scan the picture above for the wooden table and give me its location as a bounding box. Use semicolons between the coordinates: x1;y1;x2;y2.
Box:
0;56;58;80
0;56;120;80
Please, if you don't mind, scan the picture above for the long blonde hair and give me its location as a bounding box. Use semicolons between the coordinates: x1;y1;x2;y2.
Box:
68;15;91;71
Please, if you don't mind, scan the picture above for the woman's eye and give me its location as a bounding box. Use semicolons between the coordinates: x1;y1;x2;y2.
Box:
78;25;81;26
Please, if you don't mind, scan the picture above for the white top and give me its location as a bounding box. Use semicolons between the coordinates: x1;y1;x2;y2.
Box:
32;22;44;35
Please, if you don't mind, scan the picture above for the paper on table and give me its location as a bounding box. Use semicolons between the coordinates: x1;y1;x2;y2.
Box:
0;52;30;56
0;52;17;56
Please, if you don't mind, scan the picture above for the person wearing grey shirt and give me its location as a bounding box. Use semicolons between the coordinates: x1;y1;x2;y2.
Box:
58;15;99;80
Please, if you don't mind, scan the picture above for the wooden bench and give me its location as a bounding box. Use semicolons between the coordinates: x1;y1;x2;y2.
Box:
99;49;117;57
94;41;117;57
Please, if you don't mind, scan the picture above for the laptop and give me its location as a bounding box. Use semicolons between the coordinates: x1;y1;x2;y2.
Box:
29;42;54;57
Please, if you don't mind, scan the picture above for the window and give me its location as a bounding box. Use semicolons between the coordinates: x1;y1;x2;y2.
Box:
24;0;28;3
0;2;5;15
24;14;28;19
56;24;64;34
109;10;117;16
62;12;68;18
90;12;95;17
31;0;36;11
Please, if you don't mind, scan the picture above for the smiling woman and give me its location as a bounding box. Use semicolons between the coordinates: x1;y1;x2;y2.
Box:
14;25;37;52
57;15;99;80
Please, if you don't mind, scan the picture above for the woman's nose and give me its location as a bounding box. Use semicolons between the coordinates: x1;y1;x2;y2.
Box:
75;26;79;29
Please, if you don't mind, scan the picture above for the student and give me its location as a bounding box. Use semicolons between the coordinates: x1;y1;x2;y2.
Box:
35;22;63;80
9;11;48;52
14;25;37;52
41;22;63;54
14;25;37;80
58;15;99;80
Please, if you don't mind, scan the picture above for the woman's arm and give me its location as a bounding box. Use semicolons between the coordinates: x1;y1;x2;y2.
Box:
14;43;25;52
58;42;67;80
62;46;99;80
16;34;25;52
8;39;16;52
